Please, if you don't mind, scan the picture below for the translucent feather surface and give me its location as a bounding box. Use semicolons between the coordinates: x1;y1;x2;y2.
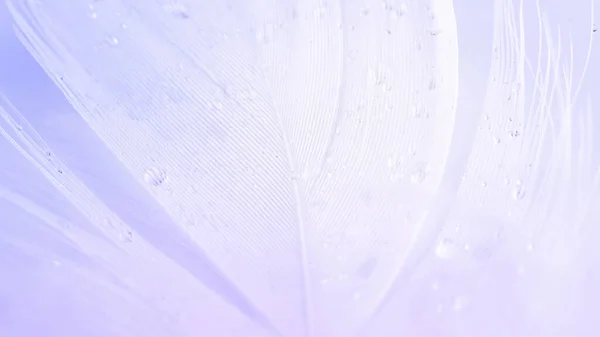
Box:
3;0;458;336
1;0;598;336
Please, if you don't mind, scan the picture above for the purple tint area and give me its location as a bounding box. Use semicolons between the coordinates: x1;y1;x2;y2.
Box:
1;0;599;337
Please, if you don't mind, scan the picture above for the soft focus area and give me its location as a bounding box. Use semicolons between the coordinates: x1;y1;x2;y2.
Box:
0;0;599;336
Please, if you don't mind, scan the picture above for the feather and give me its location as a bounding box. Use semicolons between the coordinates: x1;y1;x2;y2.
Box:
1;88;280;336
360;0;600;336
5;0;458;336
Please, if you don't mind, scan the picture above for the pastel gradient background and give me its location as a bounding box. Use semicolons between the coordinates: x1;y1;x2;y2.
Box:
1;0;599;336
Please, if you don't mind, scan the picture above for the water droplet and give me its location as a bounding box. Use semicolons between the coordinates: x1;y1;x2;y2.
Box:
526;243;534;252
428;78;436;90
453;296;467;310
481;181;488;187
163;2;190;19
144;168;167;186
493;137;501;144
353;292;361;300
427;28;442;36
108;36;119;45
509;130;521;138
390;3;407;19
410;163;429;184
122;229;133;243
360;8;370;16
435;238;457;259
512;184;526;200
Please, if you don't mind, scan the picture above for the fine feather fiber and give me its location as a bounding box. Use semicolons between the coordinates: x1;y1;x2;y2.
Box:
0;0;598;337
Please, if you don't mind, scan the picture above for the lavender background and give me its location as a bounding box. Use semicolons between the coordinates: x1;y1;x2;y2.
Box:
1;0;599;336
